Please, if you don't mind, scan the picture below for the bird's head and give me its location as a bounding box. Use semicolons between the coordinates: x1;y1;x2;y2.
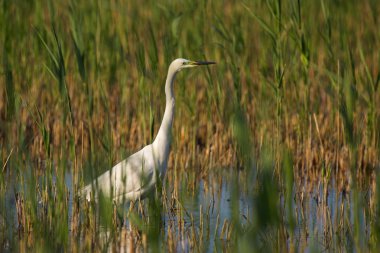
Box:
170;58;216;73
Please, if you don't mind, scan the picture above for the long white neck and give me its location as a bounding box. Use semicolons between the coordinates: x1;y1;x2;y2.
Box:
152;66;177;175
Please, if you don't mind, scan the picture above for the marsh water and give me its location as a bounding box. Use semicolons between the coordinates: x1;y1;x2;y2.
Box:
1;165;371;252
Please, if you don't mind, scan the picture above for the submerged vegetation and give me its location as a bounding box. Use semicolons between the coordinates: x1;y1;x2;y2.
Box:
0;0;379;252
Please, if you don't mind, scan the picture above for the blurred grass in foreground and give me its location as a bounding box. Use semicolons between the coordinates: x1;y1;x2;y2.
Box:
0;0;379;252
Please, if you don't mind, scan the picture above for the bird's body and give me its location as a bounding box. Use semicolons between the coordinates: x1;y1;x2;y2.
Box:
81;58;215;203
81;144;157;202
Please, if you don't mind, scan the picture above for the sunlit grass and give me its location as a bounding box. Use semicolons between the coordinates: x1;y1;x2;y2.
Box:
0;0;379;252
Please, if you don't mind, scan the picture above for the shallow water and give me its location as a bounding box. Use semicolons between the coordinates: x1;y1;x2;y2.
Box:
1;166;372;252
72;169;253;252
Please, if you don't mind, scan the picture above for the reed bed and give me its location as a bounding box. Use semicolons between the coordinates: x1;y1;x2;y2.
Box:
1;0;379;252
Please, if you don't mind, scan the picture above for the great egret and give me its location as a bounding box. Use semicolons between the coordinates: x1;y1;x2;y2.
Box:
81;58;215;203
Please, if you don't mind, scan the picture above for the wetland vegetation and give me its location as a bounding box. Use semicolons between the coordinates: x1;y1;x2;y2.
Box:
0;0;379;252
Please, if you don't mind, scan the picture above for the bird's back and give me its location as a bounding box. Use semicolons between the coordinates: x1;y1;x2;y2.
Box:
81;144;158;203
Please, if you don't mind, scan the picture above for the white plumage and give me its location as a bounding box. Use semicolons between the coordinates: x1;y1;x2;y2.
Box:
81;58;215;203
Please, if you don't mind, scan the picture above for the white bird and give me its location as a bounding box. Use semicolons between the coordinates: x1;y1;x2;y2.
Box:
81;58;215;203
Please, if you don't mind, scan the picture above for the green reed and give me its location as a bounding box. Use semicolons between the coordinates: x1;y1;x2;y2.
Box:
0;0;379;252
